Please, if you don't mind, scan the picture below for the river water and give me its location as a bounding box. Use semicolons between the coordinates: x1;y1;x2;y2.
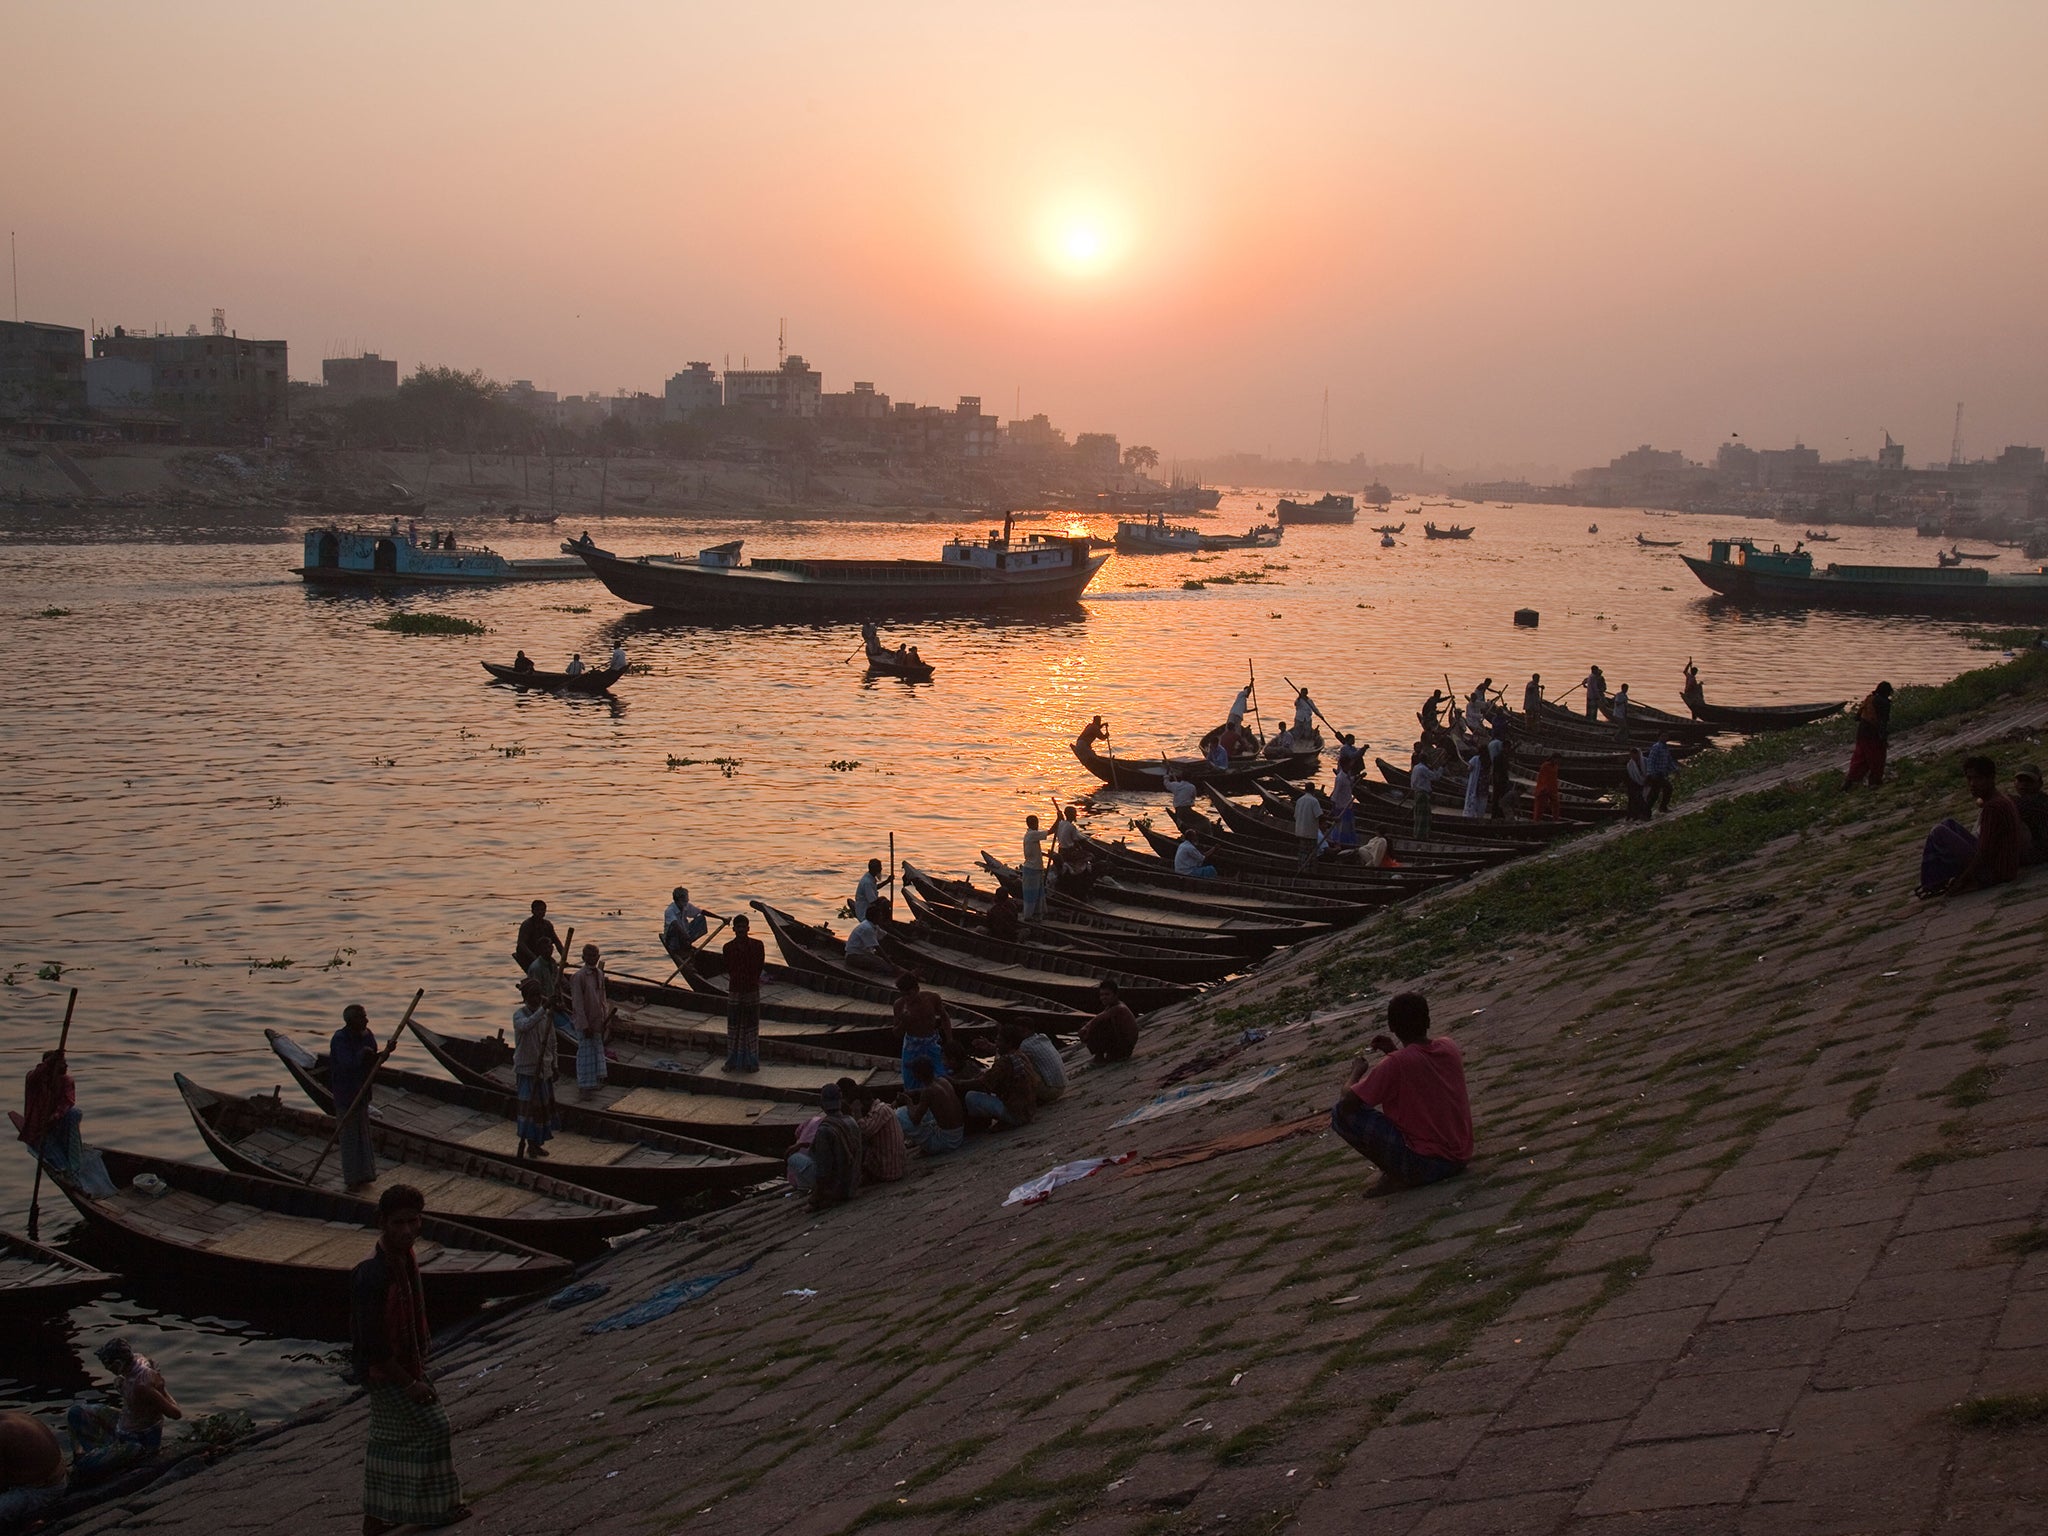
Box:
0;494;1995;1420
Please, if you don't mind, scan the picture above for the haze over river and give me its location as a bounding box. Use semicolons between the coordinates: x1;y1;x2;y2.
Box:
0;495;1999;1419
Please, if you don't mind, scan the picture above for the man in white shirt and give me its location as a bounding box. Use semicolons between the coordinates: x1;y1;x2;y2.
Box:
1409;753;1438;839
1017;1031;1068;1103
845;898;892;974
1293;787;1324;866
608;643;628;672
662;886;711;962
1051;806;1083;860
853;858;886;921
1227;685;1250;727
1174;836;1218;879
565;653;585;676
1169;773;1198;811
1293;688;1315;733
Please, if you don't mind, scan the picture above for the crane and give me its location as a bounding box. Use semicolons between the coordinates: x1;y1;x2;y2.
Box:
1949;402;1964;469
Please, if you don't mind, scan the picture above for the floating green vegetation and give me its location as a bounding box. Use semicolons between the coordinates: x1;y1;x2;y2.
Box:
625;662;654;674
1182;579;1206;590
828;760;862;772
36;962;67;981
497;744;526;758
668;755;743;777
248;957;294;972
1952;1392;2048;1430
547;604;592;614
371;612;487;636
322;946;356;971
35;607;72;618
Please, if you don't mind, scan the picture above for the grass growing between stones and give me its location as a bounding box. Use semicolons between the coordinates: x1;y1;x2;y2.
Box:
1952;1392;2048;1430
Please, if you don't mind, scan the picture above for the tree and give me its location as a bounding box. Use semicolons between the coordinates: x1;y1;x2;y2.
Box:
1124;444;1160;474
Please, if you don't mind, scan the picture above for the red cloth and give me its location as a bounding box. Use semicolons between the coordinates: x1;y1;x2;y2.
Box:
1350;1038;1473;1164
19;1058;74;1145
723;935;766;994
381;1238;431;1381
1975;792;2029;884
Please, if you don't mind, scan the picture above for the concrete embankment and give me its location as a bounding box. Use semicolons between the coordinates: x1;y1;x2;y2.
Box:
56;650;2048;1536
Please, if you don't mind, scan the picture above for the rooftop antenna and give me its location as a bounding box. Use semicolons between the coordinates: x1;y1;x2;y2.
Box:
1948;402;1964;469
1316;386;1331;463
778;318;785;367
9;231;16;322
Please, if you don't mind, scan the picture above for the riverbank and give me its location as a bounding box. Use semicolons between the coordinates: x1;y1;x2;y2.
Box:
45;651;2048;1535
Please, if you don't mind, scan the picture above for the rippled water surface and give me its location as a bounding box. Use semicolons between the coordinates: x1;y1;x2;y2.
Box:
0;496;1995;1417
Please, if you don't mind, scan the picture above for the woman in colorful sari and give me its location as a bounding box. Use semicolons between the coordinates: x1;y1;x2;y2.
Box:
351;1184;467;1535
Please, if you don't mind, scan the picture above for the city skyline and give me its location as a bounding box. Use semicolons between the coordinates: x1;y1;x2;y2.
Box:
6;1;2045;467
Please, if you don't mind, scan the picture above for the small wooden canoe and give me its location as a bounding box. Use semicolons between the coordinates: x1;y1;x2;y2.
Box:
540;1013;895;1103
48;1149;570;1307
482;661;626;694
267;1030;779;1204
610;965;995;1054
177;1075;654;1260
902;862;1273;959
407;1019;813;1157
897;873;1245;982
1069;727;1318;793
0;1228;116;1317
1682;691;1847;732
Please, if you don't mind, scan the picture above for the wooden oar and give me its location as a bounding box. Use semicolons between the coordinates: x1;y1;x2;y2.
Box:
303;988;424;1186
1247;659;1264;742
24;988;79;1240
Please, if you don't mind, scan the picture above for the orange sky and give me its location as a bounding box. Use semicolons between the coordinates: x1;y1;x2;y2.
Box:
6;2;2045;468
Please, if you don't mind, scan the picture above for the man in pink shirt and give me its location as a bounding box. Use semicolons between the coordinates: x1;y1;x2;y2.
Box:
1331;992;1473;1191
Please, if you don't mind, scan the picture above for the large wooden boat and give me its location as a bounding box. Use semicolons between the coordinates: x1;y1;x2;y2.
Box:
1682;538;2048;618
1680;685;1846;732
749;903;1088;1034
1069;722;1318;792
645;956;998;1048
1275;494;1357;526
481;661;626;694
1115;515;1203;554
48;1149;570;1306
295;527;589;586
525;1007;894;1103
405;1020;811;1157
1203;788;1504;870
566;522;1107;619
0;1228;115;1317
894;894;1232;990
1009;843;1379;925
267;1030;778;1204
899;865;1252;971
175;1076;654;1260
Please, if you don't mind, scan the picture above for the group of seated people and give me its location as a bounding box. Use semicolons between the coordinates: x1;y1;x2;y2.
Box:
784;978;1144;1212
1918;756;2047;898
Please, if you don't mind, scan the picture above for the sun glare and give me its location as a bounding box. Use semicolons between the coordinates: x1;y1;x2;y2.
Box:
1040;201;1127;279
1062;224;1104;266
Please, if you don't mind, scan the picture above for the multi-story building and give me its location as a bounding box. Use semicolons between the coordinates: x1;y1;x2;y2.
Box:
1757;443;1821;489
555;394;607;431
1003;413;1067;457
609;391;665;429
955;397;999;458
91;325;287;438
1072;432;1121;473
822;381;891;421
322;352;399;404
504;380;559;416
724;354;821;418
663;362;722;420
0;320;87;418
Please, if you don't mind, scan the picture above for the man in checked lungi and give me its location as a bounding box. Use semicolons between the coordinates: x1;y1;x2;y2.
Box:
351;1185;469;1534
1330;992;1473;1196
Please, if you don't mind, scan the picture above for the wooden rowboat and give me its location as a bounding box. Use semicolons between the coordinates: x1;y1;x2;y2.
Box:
406;1019;812;1157
542;1013;895;1104
1681;689;1847;732
879;908;1213;1006
898;870;1247;980
642;960;998;1052
48;1149;570;1307
267;1030;778;1204
0;1227;116;1317
176;1075;654;1260
1069;725;1318;793
481;661;626;694
903;862;1273;959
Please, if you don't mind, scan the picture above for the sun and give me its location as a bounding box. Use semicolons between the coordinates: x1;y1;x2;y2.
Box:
1039;202;1127;278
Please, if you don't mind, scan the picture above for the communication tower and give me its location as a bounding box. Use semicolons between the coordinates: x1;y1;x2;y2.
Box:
211;308;227;337
1949;403;1965;469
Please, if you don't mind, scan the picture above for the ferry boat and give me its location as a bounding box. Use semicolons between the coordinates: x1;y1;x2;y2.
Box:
1275;493;1357;526
1363;482;1393;506
567;519;1107;619
295;526;590;586
1681;537;2048;618
1114;514;1203;554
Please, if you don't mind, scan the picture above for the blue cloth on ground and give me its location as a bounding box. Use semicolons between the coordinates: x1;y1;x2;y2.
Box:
583;1261;753;1334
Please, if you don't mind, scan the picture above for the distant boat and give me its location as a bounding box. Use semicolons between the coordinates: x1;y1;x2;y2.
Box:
1372;522;1405;534
1588;523;1599;533
482;661;625;693
1380;532;1396;548
1197;524;1283;551
1423;522;1474;540
861;622;934;681
506;508;559;525
1275;494;1357;525
1950;545;1999;561
297;527;589;586
1802;529;1838;542
1363;482;1393;506
1636;533;1683;548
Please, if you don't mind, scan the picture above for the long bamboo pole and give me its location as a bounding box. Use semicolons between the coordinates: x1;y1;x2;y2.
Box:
302;989;424;1186
24;988;79;1240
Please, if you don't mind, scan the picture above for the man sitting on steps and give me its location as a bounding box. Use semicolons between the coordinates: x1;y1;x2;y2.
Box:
1331;992;1473;1194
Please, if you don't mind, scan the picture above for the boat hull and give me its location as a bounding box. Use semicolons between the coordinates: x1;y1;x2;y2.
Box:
574;543;1108;618
1681;554;2048;618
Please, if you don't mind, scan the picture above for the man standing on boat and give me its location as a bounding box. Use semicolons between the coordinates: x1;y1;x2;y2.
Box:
514;899;558;973
330;1004;380;1192
1409;749;1438;840
1293;687;1317;735
1582;666;1607;721
1227;684;1251;729
607;642;627;673
570;944;614;1095
1523;674;1543;714
1021;815;1049;917
352;1185;468;1536
722;914;765;1073
511;977;556;1160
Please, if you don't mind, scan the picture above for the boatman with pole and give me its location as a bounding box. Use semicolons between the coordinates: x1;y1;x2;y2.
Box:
330;1005;382;1192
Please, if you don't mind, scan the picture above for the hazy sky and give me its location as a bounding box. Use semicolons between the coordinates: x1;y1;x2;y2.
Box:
7;1;2045;469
